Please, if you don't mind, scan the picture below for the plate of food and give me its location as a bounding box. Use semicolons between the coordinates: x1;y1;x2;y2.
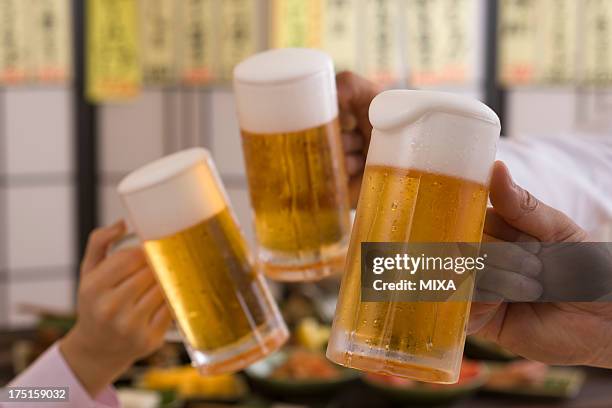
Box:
139;365;248;404
244;348;360;396
483;360;585;399
363;359;488;405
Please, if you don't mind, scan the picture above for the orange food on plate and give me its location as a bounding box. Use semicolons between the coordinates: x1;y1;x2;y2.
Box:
487;360;549;388
366;359;483;388
270;350;341;380
366;373;416;387
457;359;482;384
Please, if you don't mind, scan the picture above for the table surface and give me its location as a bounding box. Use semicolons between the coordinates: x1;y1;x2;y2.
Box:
2;330;612;407
271;368;612;408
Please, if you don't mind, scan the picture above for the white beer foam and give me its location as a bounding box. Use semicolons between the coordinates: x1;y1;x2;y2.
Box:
233;48;338;134
118;148;227;240
367;90;501;185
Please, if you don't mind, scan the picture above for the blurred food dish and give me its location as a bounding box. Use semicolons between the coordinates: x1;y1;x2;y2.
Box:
140;365;248;402
363;359;488;405
245;349;359;396
294;317;331;351
484;361;586;399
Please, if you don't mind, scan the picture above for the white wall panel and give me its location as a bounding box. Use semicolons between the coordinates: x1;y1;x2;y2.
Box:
6;185;74;271
99;91;165;174
7;278;74;328
0;186;6;271
506;88;577;137
99;182;128;228
226;185;254;244
4;89;72;175
0;284;7;328
209;90;245;177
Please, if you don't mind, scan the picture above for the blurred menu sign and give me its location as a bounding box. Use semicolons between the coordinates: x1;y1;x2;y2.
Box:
180;0;215;85
270;0;322;48
406;0;439;85
218;0;258;82
139;0;176;85
582;0;612;84
322;0;358;72
87;0;141;101
0;0;29;84
437;0;472;84
30;0;72;83
498;0;538;86
536;0;577;84
361;0;401;85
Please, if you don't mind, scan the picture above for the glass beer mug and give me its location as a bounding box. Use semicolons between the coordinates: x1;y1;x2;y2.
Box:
233;48;351;282
327;90;501;383
118;148;288;374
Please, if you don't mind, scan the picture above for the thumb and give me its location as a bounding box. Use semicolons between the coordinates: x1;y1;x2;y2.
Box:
489;161;586;242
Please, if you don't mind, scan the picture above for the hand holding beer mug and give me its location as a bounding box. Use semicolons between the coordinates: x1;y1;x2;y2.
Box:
327;91;501;383
233;49;351;282
118;148;288;375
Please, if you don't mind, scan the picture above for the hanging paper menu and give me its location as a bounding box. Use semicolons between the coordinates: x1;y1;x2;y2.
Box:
218;0;258;82
0;0;29;84
322;0;358;72
139;0;177;85
29;0;72;83
498;0;538;86
406;0;440;85
179;0;215;85
535;0;577;84
270;0;322;48
407;0;479;87
361;0;401;85
438;0;472;83
581;0;612;84
87;0;140;101
33;0;71;83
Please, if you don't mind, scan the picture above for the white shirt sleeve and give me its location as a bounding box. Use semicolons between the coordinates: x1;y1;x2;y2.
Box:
3;343;118;408
497;133;612;235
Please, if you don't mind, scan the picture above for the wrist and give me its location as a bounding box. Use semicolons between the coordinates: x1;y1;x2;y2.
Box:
59;329;131;397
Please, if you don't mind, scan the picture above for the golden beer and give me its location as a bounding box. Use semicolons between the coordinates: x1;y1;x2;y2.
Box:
145;208;274;351
241;121;350;252
234;49;351;281
327;90;501;383
119;148;288;375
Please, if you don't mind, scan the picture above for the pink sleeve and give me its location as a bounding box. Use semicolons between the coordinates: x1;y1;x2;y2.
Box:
2;343;119;408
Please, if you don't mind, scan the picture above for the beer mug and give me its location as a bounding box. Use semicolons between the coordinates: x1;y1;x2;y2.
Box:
118;148;288;375
327;90;500;383
233;48;351;282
